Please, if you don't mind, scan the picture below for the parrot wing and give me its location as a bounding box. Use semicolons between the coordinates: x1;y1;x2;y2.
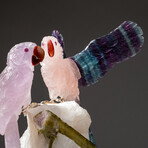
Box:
0;67;13;98
70;21;144;87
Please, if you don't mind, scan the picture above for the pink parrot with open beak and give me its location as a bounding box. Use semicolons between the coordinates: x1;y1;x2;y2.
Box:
40;21;143;103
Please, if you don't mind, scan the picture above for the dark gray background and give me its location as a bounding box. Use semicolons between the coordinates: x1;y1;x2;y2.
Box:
0;0;147;148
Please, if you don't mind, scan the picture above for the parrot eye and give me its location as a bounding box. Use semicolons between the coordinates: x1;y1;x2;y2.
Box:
24;48;29;52
47;40;54;57
55;41;57;46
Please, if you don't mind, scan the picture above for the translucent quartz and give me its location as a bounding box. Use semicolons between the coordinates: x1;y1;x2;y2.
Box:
21;101;91;148
0;42;36;148
40;36;81;101
5;115;20;148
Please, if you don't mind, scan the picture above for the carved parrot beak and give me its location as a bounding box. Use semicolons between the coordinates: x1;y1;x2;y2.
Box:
32;46;45;66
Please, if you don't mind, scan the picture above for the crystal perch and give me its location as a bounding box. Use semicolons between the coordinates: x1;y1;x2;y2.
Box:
21;101;92;148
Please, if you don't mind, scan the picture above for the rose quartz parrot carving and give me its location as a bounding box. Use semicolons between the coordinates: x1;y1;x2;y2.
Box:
40;21;144;102
0;42;44;148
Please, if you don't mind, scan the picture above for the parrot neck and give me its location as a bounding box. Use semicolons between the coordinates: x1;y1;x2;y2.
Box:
42;57;64;66
9;63;34;72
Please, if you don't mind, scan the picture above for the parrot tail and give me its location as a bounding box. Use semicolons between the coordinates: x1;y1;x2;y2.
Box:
4;115;20;148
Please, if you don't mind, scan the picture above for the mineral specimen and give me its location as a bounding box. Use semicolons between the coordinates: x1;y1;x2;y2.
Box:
21;101;92;148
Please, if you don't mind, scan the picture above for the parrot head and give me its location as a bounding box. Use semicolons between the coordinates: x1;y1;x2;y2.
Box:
7;42;45;70
40;30;65;66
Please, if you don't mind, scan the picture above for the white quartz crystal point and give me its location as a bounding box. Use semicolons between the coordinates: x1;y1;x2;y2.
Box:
21;101;91;148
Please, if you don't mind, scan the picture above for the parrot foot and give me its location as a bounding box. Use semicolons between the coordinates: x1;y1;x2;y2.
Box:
53;96;64;103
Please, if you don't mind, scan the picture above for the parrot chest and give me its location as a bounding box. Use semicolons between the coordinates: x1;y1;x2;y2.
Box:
41;59;80;100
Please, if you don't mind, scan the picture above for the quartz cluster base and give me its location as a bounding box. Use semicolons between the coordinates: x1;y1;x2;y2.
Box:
21;101;92;148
